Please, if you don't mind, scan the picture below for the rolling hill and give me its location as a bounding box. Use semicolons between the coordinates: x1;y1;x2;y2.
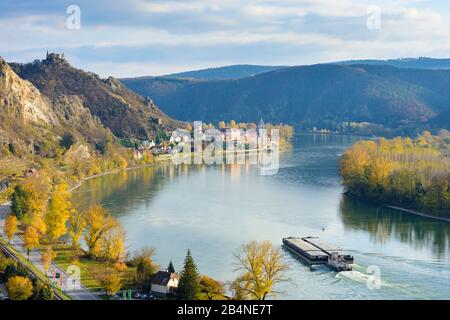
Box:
121;63;450;132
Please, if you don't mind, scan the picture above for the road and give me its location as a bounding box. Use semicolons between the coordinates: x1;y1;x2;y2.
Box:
0;204;98;300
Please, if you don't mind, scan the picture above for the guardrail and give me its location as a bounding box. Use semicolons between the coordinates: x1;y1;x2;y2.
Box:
0;241;66;300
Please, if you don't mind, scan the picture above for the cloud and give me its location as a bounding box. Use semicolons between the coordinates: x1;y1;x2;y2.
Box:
1;0;449;77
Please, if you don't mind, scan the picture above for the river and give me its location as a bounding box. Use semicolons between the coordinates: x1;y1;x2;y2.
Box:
72;134;450;299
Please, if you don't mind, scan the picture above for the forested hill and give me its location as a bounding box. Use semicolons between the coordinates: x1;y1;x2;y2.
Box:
122;63;450;133
162;65;286;80
338;57;450;70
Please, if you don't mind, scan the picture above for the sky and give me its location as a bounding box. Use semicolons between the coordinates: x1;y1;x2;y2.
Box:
1;0;450;77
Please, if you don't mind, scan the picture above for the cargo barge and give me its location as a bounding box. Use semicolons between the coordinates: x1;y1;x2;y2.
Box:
282;236;354;272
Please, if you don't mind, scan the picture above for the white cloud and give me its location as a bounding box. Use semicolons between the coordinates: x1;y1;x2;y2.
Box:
1;0;450;76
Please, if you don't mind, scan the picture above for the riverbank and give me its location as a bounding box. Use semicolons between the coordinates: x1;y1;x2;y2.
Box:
344;192;450;223
386;205;450;223
69;154;172;193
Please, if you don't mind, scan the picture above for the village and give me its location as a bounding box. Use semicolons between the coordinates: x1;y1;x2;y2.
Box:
131;119;290;161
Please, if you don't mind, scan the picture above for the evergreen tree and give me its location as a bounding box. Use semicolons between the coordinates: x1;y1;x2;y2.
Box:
11;185;27;220
177;249;200;300
32;280;54;300
167;260;175;273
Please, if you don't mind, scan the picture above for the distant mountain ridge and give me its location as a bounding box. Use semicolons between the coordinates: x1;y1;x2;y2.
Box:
161;64;287;80
122;63;450;133
337;57;450;70
122;57;450;83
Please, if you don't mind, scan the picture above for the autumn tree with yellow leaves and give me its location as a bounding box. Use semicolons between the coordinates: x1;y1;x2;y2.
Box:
23;226;40;260
68;208;86;250
233;241;289;300
199;275;225;300
45;183;73;241
3;215;17;244
11;173;50;235
6;276;33;300
90;265;122;296
41;246;56;275
84;204;119;258
100;224;125;262
340;133;450;216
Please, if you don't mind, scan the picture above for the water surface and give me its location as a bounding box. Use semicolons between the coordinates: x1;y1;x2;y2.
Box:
73;134;450;299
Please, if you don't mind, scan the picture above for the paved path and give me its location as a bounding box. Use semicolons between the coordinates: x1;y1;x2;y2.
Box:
0;204;98;300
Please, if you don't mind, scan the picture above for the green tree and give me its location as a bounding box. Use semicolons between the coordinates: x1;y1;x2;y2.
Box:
167;260;175;273
136;258;156;291
11;185;27;219
60;132;75;149
177;249;200;300
32;281;54;300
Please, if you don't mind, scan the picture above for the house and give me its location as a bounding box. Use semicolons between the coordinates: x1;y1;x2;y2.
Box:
150;271;179;296
141;140;156;149
226;128;243;141
133;149;144;159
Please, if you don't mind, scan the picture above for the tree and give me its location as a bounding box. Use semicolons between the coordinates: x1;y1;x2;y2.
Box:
28;212;47;237
0;255;15;273
4;262;29;279
64;144;92;178
167;260;175;273
32;281;54;300
229;120;237;129
4;215;17;244
130;246;158;290
21;173;51;235
339;134;450;216
230;277;246;300
177;249;200;300
11;172;50;221
6;276;33;300
90;265;121;296
199;275;225;300
129;246;157;267
41;246;55;275
11;185;27;219
218;121;226;129
135;257;157;291
84;204;118;257
233;241;288;300
23;226;40;260
45;183;73;241
60;132;75;149
100;224;125;262
68;209;86;250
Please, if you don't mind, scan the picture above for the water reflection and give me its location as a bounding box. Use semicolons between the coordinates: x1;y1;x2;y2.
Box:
339;196;450;260
71;135;450;299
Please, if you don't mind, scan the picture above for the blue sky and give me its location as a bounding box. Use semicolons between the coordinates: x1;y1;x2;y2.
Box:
1;0;450;77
